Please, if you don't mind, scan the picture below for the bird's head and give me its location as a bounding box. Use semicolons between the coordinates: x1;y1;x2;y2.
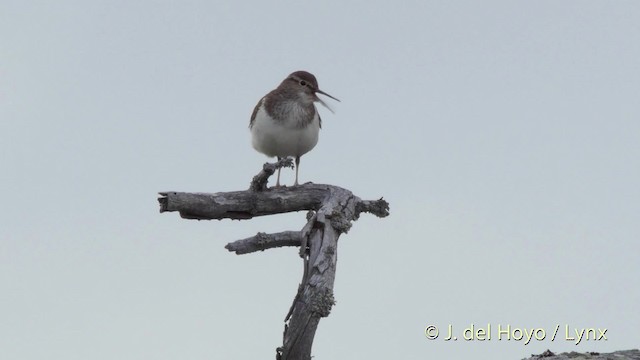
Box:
281;71;340;111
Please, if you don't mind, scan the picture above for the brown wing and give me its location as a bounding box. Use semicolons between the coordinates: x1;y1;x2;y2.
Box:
249;98;264;129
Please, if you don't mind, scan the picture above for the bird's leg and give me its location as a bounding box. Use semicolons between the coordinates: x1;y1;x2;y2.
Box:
275;157;282;187
294;156;300;186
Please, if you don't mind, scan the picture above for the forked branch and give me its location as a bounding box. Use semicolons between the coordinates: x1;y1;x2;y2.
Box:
158;160;389;360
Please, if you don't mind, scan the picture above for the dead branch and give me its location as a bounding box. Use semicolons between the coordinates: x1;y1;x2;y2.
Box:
226;231;302;255
158;160;389;360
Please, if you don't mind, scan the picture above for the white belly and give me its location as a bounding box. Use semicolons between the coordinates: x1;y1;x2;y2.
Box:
250;104;320;158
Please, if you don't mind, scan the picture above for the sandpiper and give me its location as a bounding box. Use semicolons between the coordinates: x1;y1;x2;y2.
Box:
249;71;339;187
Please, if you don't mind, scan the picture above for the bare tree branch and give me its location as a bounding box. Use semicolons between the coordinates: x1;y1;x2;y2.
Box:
158;185;326;220
159;159;389;360
226;231;302;255
158;184;388;222
250;158;295;192
357;198;390;218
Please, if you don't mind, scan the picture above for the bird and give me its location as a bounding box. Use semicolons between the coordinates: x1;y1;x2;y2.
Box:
249;71;339;187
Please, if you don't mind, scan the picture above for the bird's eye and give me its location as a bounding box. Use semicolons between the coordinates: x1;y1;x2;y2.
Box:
299;80;307;86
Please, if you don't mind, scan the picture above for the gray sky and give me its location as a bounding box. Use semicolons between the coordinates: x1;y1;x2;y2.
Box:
1;1;639;359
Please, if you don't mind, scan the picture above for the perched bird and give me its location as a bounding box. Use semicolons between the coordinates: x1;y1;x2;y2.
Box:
249;71;339;187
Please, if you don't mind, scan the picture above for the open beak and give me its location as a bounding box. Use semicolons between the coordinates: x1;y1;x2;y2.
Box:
314;89;340;113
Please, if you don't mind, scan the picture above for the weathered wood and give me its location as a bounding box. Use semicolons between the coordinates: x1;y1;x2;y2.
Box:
226;231;302;255
159;161;389;360
250;158;294;192
158;185;388;222
525;349;640;360
158;185;327;220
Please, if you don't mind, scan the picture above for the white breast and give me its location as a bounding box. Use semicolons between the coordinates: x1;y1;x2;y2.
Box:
250;103;320;158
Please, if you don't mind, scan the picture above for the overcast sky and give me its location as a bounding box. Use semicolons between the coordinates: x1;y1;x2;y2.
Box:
1;1;639;359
